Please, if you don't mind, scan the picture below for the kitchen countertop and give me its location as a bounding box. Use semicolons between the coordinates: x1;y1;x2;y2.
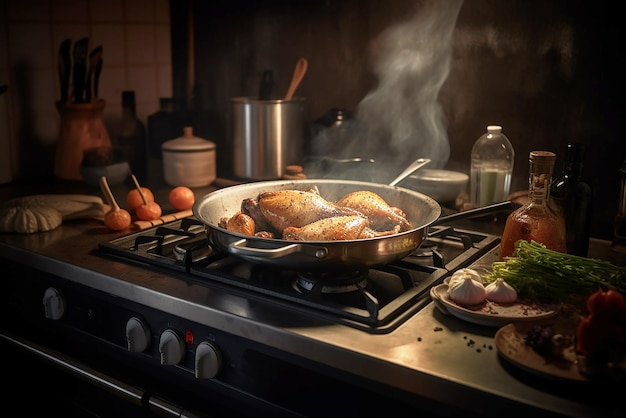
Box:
0;177;622;417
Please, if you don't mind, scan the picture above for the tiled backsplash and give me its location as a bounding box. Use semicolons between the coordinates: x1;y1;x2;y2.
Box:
0;0;172;182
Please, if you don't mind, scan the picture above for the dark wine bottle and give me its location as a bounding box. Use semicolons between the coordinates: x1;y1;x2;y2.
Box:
550;142;593;257
117;91;147;180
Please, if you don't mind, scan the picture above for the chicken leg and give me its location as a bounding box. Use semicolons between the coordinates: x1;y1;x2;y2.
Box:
336;190;412;231
257;189;362;232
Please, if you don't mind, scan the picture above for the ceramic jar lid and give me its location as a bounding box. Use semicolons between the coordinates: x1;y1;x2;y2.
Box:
162;126;215;152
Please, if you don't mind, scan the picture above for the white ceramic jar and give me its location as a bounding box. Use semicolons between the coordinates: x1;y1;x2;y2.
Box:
161;126;216;187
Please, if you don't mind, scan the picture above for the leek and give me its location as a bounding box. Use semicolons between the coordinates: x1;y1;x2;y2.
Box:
482;240;626;303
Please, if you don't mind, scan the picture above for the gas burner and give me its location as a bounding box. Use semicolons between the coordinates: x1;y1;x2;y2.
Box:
412;241;436;257
172;236;213;261
98;218;500;332
295;270;369;294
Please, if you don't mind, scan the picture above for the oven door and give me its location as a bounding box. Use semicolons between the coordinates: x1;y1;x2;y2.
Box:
0;332;160;417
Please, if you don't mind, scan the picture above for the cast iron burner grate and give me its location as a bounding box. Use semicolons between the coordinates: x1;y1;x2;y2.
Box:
97;218;500;333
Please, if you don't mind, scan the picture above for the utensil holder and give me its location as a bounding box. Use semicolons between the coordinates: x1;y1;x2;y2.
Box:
54;100;111;180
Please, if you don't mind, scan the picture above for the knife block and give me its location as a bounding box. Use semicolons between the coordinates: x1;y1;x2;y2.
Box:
54;100;111;181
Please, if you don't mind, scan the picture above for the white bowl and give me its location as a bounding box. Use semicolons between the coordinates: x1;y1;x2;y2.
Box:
404;169;469;202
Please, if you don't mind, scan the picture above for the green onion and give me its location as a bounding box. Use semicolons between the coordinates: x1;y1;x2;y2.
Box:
482;240;626;303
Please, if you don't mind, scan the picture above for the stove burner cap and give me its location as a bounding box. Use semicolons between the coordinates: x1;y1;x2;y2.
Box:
296;270;368;294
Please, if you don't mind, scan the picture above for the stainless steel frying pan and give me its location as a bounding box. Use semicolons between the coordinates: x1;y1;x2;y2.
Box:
192;179;511;272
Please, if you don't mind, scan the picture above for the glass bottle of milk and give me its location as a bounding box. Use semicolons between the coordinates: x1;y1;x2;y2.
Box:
470;125;515;207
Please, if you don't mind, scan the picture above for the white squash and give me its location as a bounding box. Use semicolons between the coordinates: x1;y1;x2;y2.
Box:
0;201;62;233
0;194;108;233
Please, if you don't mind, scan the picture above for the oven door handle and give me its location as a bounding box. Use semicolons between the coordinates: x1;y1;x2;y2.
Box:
0;332;208;418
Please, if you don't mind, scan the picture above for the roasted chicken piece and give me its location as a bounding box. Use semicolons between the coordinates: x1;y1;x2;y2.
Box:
336;190;412;231
283;215;369;241
241;197;274;233
257;189;362;232
218;211;256;236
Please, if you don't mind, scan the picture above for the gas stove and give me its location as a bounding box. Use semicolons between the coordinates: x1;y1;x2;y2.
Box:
97;217;500;333
1;209;612;417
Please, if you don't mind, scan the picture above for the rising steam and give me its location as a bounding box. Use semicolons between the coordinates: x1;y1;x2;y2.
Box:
357;0;464;176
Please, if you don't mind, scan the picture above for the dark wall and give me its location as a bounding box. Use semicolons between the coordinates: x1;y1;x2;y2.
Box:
172;0;625;240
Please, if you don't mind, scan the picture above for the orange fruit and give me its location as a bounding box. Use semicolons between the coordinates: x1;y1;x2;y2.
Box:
168;186;195;211
126;187;154;211
104;209;131;231
135;201;162;221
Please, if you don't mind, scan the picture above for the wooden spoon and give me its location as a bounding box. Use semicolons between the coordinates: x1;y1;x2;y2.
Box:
284;57;308;100
99;176;131;231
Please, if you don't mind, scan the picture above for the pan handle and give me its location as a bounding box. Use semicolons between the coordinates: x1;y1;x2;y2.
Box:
229;239;329;260
432;200;514;226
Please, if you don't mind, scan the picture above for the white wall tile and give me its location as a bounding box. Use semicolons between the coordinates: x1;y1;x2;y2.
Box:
3;0;170;181
52;0;88;22
8;23;54;68
89;0;124;22
125;0;154;23
157;64;171;99
6;0;50;22
51;24;90;45
154;0;169;23
127;24;155;65
34;110;60;144
91;24;125;66
98;66;126;107
128;66;157;104
155;23;170;64
0;21;8;70
28;68;59;143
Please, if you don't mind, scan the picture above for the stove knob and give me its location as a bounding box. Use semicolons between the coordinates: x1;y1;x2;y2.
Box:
159;329;185;365
42;287;65;320
126;317;151;353
195;341;222;379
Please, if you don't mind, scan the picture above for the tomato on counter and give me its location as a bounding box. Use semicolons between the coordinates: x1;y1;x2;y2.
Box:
576;288;626;359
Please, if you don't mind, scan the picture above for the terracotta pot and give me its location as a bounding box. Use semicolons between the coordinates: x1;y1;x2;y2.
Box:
54;100;111;181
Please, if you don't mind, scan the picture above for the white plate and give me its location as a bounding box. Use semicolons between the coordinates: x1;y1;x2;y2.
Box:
430;284;558;327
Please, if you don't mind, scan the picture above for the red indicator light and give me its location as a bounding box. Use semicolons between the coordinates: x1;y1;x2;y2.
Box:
185;330;194;344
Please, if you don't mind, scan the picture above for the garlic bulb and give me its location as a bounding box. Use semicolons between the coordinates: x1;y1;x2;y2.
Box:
448;277;486;306
448;268;483;287
485;278;518;303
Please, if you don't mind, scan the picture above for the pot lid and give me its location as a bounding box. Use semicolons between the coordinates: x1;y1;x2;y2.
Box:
162;126;215;151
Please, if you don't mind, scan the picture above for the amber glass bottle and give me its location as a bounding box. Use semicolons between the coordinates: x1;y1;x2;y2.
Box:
499;151;567;260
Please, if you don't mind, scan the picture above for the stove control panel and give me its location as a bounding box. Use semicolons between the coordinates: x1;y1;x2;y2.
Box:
159;329;186;365
43;287;65;320
195;341;222;379
126;317;151;352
